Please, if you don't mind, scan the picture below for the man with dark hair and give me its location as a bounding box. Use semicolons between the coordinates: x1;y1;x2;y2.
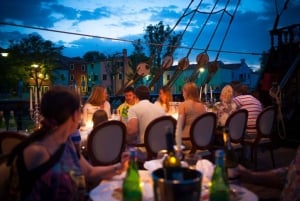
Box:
126;85;165;146
117;86;136;123
232;83;262;138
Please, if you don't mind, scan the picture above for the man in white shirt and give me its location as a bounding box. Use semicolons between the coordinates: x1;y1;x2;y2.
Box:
126;85;165;144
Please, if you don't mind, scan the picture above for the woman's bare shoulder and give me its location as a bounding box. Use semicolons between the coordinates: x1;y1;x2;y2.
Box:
23;143;50;170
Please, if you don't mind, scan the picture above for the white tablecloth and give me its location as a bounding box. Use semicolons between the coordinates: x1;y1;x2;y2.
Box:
89;170;258;201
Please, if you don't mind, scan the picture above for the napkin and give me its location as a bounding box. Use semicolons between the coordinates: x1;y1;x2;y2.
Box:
196;159;215;181
143;159;163;172
144;159;188;172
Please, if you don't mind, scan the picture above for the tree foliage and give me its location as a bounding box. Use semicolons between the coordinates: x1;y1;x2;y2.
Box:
83;51;107;62
143;21;182;72
0;34;63;94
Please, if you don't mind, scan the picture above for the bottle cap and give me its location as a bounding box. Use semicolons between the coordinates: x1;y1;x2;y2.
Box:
215;149;225;157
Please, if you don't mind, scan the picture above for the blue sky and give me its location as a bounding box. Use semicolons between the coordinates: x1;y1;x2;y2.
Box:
0;0;300;69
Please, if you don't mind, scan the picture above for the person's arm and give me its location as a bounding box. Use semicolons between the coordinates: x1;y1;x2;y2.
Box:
80;152;129;183
239;164;287;189
126;118;138;136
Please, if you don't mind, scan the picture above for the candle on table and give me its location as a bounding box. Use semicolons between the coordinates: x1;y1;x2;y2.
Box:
175;115;184;152
199;86;202;101
35;87;38;104
204;84;207;95
39;89;42;102
29;88;32;110
210;86;213;101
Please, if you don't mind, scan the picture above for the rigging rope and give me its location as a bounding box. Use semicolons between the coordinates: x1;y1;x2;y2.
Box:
215;0;240;61
269;85;287;139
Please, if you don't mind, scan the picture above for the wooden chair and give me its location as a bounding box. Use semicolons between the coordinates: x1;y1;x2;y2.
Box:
225;109;248;149
143;116;177;160
129;116;177;162
0;131;27;155
243;106;276;169
188;112;217;160
0;131;27;199
87;120;126;166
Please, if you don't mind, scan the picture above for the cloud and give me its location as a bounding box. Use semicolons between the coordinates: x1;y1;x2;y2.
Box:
1;0;300;67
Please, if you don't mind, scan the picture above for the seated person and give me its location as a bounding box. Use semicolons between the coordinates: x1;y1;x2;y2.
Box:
176;82;206;150
232;83;262;138
213;85;239;146
154;85;173;114
3;86;128;201
239;146;300;201
82;85;111;127
92;109;108;128
214;85;239;127
126;86;165;161
117;86;136;123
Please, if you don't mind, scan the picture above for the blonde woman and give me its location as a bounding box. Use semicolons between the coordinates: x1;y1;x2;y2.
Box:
155;85;173;113
214;85;239;127
82;85;111;127
176;82;206;149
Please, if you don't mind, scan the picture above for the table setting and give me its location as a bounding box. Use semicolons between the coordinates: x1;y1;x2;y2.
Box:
89;157;258;201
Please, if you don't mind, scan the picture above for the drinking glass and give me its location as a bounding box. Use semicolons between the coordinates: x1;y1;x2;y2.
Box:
111;109;120;120
157;149;168;160
184;153;201;169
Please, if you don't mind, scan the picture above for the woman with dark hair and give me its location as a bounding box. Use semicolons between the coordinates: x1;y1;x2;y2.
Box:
6;86;128;201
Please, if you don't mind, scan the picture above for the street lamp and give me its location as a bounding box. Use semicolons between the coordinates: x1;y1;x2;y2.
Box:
0;48;8;57
29;64;46;129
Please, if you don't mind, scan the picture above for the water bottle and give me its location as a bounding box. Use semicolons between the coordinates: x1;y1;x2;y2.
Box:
162;127;182;180
223;127;240;185
209;149;230;201
8;110;17;131
122;148;142;201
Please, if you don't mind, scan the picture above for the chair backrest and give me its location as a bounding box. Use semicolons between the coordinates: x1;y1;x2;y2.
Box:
144;116;177;160
225;109;248;144
256;106;276;138
190;112;217;151
0;131;27;155
87;120;126;166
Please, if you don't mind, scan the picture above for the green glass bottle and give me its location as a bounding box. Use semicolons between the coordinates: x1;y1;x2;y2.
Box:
209;149;230;201
8;110;17;131
122;148;142;201
162;127;182;180
223;127;240;185
0;111;6;131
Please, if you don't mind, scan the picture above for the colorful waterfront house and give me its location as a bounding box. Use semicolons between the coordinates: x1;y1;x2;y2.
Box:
86;61;102;93
98;49;133;96
163;58;260;94
68;57;88;96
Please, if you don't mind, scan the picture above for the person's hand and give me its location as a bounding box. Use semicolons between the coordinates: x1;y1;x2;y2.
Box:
238;164;252;182
119;151;130;173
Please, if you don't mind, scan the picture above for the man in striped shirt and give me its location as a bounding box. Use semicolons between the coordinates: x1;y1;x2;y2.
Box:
232;84;263;138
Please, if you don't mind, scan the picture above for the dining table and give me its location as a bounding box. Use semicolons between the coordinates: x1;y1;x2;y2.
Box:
89;161;258;201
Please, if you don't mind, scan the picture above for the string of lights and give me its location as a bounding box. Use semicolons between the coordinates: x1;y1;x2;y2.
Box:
0;21;266;56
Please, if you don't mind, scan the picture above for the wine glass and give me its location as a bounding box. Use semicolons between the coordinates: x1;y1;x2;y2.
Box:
184;153;201;169
111;109;120;120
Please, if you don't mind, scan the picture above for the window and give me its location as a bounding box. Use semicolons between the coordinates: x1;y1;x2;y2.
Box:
60;74;65;80
118;73;123;80
103;74;107;80
91;63;94;68
70;64;74;70
81;65;86;71
70;74;74;81
167;74;171;81
94;74;98;81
